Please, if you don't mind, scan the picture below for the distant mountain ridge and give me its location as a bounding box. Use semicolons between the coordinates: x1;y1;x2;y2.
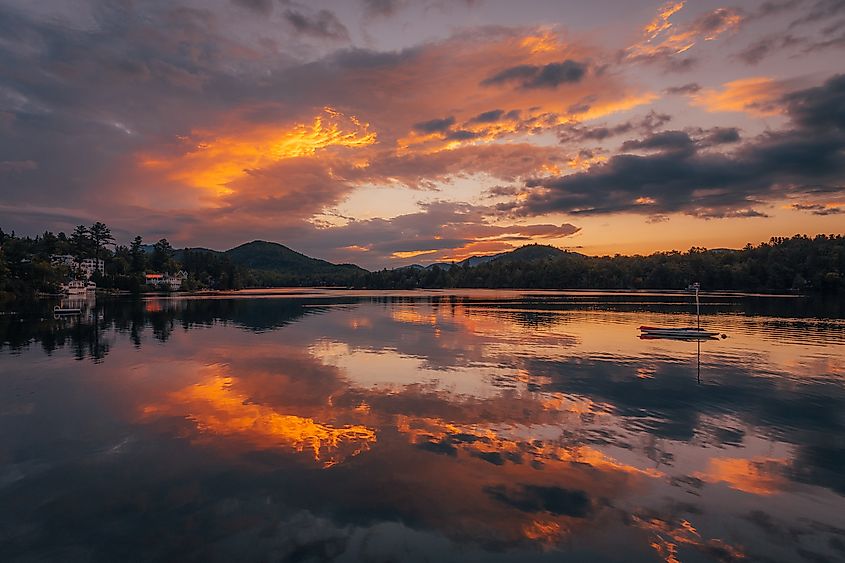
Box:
224;241;365;276
169;240;365;284
398;244;576;271
158;240;582;285
168;241;571;276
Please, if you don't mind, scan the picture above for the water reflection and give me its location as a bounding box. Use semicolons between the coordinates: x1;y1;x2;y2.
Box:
1;290;844;562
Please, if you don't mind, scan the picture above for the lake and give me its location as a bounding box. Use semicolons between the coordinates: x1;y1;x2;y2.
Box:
1;290;844;562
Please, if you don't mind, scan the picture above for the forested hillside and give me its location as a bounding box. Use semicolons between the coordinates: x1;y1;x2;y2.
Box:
1;225;842;297
357;236;845;292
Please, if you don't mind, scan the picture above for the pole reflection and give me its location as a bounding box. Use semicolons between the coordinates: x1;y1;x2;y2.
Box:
1;291;843;562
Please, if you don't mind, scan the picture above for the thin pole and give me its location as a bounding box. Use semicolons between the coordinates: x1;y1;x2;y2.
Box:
696;285;700;328
697;339;701;384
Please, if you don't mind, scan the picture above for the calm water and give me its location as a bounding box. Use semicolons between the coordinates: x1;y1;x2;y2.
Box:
1;290;844;562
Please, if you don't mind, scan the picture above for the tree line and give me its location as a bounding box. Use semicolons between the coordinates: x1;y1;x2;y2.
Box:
1;225;843;297
0;223;248;296
355;235;845;292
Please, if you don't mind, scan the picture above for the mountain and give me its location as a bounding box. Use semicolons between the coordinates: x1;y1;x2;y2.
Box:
224;241;366;282
488;244;570;263
163;240;570;286
449;244;568;268
175;247;218;261
425;262;455;270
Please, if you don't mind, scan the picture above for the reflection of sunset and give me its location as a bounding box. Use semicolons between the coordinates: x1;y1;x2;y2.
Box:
142;368;376;467
391;307;438;326
398;415;663;479
522;519;566;546
633;515;746;562
695;456;787;495
34;294;841;558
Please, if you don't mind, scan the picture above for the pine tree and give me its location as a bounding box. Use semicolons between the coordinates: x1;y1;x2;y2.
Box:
89;222;114;266
129;236;146;273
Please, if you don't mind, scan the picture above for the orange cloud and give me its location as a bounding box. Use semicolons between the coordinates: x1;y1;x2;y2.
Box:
139;107;376;197
117;28;649;260
643;2;686;42
626;3;743;64
391;249;439;259
692;77;787;115
397;92;657;154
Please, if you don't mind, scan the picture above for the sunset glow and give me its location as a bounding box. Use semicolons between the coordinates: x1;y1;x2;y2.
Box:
139;108;376;197
1;0;843;267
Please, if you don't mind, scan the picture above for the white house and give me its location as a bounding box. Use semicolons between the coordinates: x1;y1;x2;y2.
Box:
51;255;104;279
80;258;104;279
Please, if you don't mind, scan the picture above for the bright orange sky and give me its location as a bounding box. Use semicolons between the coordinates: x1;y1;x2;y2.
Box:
0;0;843;268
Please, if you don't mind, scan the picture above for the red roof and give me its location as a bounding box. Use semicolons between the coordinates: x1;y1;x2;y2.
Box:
145;274;163;279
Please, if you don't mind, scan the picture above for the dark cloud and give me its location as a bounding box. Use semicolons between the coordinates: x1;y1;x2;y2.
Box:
620;130;695;154
283;9;350;40
661;56;698;73
704;127;741;145
736;37;778;65
755;0;804;18
444;129;482;141
801;28;845;53
664;83;702;95
735;34;805;64
790;0;845;27
412;115;455;133
482;60;588;89
485;485;592;517
511;74;845;218
697;7;744;34
471;450;507;465
557;111;671;144
784;73;845;130
416;439;458;456
230;0;273;15
467;109;505;124
566;99;594;114
791;203;844;215
735;1;845;63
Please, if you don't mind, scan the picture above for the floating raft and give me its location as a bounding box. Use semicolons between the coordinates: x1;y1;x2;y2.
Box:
639;326;721;339
54;306;82;315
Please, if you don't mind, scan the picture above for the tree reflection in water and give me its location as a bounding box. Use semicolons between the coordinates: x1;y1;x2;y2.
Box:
0;291;843;562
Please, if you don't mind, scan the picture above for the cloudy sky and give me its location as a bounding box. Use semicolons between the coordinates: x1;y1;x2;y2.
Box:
0;0;843;268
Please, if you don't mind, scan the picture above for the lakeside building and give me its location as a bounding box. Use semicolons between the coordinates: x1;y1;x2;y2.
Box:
51;255;104;279
80;258;104;278
144;271;188;290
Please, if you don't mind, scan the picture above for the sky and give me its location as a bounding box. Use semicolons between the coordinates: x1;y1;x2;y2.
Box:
0;0;843;269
